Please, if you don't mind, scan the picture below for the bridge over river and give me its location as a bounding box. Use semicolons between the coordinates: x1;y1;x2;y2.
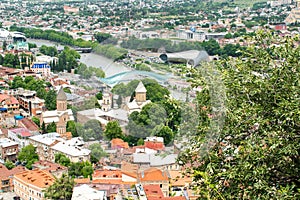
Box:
100;70;171;87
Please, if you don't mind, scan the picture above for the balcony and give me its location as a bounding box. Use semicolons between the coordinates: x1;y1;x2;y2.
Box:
6;151;17;155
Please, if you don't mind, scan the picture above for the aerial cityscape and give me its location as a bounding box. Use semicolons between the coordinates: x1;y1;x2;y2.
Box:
0;0;299;199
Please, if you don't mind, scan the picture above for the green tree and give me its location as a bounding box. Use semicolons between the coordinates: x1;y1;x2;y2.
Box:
88;143;107;163
96;91;103;100
2;41;7;51
32;116;40;127
180;30;300;199
201;39;221;55
10;76;25;89
63;88;71;94
18;144;39;169
44;173;74;200
84;119;103;138
4;159;15;170
151;125;174;145
24;76;34;84
45;89;57;110
67;121;78;137
82;165;94;179
137;138;144;146
116;95;122;108
68;161;93;178
3;53;19;68
54;153;71;167
41;122;46;134
39;45;58;57
104;121;123;140
127;103;167;139
46;122;57;133
0;54;3;65
57;46;80;72
94;32;111;43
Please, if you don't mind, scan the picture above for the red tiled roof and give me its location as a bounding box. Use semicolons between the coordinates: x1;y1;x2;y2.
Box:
122;170;137;178
144;185;186;200
10;128;32;137
0;94;19;105
20;131;31;137
111;138;129;149
74;178;90;184
145;141;165;151
14;169;55;188
144;184;164;198
32;161;67;173
0;164;26;180
93;169;122;178
139;168;169;182
19;118;39;132
92;179;123;185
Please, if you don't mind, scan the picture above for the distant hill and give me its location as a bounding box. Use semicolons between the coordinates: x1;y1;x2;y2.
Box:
217;0;268;8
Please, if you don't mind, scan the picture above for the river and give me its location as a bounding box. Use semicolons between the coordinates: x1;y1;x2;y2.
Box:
27;39;130;77
27;39;187;100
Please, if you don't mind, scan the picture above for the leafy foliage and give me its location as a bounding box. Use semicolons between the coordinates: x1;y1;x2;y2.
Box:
76;119;103;141
46;121;57;133
39;45;58;57
67;121;78;137
56;46;80;72
112;78;170;102
68;161;93;179
180;30;300;199
94;32;112;43
45;89;57;110
18;144;39;169
96;91;103;100
127;103;167;139
55;153;71;167
93;44;128;61
44;173;74;200
76;63;105;79
151;124;174;146
3;53;20;68
32;116;40;127
88;143;107;163
4;159;15;170
104;120;124;140
10;76;49;104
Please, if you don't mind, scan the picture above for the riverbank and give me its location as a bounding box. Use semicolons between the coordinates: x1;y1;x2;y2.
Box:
27;38;190;101
27;39;131;77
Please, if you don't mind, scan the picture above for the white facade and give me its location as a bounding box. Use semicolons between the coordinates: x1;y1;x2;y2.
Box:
176;29;206;41
51;141;90;163
72;184;106;200
7;129;30;149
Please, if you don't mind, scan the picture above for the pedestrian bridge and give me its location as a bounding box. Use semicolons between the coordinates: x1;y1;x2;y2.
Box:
100;70;170;86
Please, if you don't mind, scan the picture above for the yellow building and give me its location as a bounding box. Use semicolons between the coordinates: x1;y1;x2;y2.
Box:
13;169;55;200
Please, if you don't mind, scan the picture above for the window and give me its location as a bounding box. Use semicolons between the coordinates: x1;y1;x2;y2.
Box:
2;180;9;185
